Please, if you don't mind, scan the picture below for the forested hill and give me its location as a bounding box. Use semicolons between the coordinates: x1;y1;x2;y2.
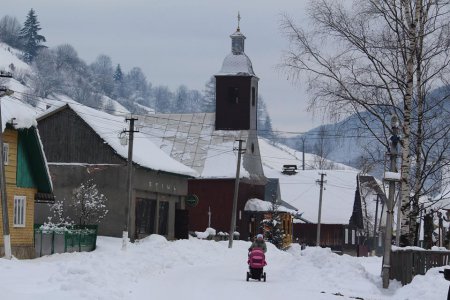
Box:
0;10;274;138
282;86;450;176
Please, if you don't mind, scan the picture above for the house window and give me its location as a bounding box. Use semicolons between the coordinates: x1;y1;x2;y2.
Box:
345;228;348;244
13;196;26;227
352;229;356;245
3;143;9;165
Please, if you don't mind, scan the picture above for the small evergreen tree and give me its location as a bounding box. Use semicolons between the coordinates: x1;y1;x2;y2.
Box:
260;196;284;249
19;8;46;62
113;64;123;82
72;179;109;225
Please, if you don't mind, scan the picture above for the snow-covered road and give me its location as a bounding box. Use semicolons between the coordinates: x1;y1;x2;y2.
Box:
0;236;448;299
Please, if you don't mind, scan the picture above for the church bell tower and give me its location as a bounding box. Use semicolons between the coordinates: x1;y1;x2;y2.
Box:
215;14;259;131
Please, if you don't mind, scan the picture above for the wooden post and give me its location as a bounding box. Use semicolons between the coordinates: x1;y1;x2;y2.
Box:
316;173;326;246
382;116;400;289
123;116;138;250
229;139;244;248
0;83;13;259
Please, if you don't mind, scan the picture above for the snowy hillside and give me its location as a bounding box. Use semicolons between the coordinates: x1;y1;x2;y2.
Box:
0;235;446;300
0;42;29;72
0;43;149;117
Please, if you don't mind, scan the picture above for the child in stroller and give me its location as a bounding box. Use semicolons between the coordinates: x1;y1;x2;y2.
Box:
246;247;267;281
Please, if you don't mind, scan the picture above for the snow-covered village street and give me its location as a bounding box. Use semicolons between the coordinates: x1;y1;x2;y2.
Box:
2;1;450;299
0;236;447;300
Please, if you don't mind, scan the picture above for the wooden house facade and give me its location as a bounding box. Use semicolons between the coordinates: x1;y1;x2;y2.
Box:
0;105;53;258
36;104;197;240
293;223;360;255
187;178;265;241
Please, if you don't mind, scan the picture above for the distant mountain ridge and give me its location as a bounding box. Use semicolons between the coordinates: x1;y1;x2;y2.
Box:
283;87;450;176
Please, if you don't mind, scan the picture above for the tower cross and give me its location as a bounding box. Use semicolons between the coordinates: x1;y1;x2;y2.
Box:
237;12;241;31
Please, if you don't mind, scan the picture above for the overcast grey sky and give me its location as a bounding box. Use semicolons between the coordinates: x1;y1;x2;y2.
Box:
4;0;323;133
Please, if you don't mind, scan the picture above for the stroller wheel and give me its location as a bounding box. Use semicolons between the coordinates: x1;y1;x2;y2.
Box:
246;272;250;282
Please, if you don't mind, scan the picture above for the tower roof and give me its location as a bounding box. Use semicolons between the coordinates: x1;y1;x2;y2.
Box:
216;16;256;77
216;52;255;76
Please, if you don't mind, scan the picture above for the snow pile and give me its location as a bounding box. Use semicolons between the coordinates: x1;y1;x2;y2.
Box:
194;227;216;239
0;236;447;299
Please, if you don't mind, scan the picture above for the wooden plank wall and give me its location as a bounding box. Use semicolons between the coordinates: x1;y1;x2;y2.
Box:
0;129;36;254
37;107;124;164
4;128;17;185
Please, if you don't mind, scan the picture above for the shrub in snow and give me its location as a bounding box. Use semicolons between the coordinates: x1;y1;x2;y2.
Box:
72;179;109;225
44;198;73;230
260;197;284;249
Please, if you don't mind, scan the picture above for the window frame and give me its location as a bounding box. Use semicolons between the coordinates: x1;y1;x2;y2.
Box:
13;195;26;227
3;143;9;165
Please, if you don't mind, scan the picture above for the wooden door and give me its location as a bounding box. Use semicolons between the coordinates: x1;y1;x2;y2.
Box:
135;198;156;239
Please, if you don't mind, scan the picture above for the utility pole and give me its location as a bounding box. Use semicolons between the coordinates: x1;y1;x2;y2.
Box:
382;115;400;289
316;173;326;246
372;194;380;256
0;73;13;259
122;116;138;250
300;137;306;170
229;139;245;248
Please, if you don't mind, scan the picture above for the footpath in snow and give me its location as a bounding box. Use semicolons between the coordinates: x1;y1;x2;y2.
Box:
0;235;448;300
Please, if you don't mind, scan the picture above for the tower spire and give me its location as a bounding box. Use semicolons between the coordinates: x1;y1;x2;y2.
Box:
231;13;245;55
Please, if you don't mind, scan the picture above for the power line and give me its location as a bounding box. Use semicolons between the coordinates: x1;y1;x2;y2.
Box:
10;89;384;140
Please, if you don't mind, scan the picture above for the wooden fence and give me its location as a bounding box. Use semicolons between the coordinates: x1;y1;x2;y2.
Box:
390;249;450;285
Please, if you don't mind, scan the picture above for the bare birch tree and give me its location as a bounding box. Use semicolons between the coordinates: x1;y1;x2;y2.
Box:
281;0;450;246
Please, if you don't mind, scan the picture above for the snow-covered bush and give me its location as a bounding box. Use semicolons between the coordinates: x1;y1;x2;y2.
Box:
194;227;216;240
44;198;73;229
72;179;109;225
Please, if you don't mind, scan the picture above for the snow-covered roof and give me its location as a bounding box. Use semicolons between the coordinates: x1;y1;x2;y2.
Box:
1;97;37;132
216;53;256;76
139;112;359;223
357;175;387;232
37;103;198;177
244;198;297;214
138;113;264;181
0;97;53;192
259;138;360;224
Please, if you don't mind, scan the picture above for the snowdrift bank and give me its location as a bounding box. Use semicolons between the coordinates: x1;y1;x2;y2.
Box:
0;236;447;300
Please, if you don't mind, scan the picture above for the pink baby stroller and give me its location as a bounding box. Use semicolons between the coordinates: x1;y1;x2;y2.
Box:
246;248;267;282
